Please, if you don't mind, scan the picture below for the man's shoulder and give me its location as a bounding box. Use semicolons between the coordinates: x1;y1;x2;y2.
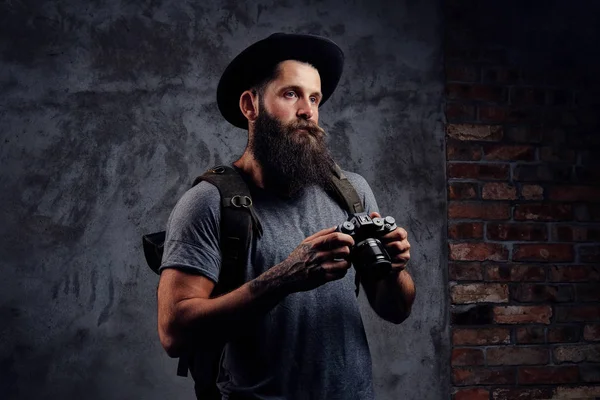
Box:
168;180;221;223
340;169;372;193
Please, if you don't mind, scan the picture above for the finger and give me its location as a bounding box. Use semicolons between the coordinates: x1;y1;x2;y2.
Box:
369;211;381;219
379;227;408;243
320;259;352;274
315;231;355;249
322;268;349;282
392;250;410;264
304;226;337;242
313;246;351;264
385;240;411;256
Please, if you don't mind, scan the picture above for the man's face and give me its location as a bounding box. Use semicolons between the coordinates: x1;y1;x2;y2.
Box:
258;60;322;126
249;60;335;197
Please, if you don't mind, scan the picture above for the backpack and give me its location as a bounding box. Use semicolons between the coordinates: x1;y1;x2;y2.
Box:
142;164;364;399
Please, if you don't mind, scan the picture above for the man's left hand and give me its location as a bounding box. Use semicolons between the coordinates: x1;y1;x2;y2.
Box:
369;212;410;272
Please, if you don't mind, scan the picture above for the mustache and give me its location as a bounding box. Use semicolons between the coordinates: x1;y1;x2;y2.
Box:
289;120;326;137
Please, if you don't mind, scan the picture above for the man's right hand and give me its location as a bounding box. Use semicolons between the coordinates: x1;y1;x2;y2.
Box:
250;226;355;295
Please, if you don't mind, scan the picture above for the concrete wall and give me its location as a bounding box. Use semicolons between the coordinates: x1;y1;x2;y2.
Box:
0;1;447;399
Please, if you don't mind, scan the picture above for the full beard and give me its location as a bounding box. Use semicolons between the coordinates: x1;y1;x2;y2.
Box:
250;108;336;198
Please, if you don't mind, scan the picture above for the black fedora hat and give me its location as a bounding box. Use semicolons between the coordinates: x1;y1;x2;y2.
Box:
217;33;344;129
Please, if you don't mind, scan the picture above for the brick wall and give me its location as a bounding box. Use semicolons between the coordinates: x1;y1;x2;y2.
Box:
445;2;600;399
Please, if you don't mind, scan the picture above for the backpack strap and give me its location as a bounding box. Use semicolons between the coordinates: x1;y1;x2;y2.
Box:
177;165;262;397
329;164;365;214
328;164;365;296
194;165;263;295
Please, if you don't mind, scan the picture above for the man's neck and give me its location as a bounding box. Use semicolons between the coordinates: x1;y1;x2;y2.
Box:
233;152;265;189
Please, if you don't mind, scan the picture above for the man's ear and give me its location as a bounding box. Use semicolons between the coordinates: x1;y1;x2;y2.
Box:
240;90;259;122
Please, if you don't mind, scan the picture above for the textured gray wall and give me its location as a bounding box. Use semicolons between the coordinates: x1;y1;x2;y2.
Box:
0;1;447;399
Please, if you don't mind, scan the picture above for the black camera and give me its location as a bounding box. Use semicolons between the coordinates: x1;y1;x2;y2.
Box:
336;213;398;279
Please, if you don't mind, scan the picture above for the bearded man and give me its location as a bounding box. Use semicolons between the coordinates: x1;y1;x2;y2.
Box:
157;33;416;400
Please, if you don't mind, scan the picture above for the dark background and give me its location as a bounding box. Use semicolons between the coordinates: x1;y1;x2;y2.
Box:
3;0;599;399
0;0;447;399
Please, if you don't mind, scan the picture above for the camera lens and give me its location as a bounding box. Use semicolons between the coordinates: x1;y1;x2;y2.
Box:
352;238;391;278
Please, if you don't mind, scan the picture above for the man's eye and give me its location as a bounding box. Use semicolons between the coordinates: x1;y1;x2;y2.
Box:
310;97;318;104
284;91;297;98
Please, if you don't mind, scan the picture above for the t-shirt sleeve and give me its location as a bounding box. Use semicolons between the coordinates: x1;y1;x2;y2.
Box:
343;171;380;215
159;181;222;283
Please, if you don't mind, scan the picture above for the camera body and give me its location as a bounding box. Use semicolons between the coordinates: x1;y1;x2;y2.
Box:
336;214;398;279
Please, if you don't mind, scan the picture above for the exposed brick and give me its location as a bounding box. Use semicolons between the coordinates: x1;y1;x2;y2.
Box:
554;386;600;398
520;69;548;85
576;283;600;302
453;327;511;345
453;367;516;386
493;306;552;324
556;306;600;322
482;67;519;84
487;223;547;241
505;126;542;143
584;324;600;341
518;366;579;385
580;150;600;167
540;127;566;146
454;387;489;400
516;326;546;344
514;204;572;221
539;146;576;162
512;284;574;303
513;244;574;262
549;186;600;202
449;262;484;281
452;304;494;325
554;344;600;363
580;245;600;263
449;202;511;220
482;145;535;161
451;283;509;304
447;124;504;141
581;365;600;383
446;64;480;82
520;185;544;200
510;87;547;106
450;243;509;261
482;183;517;200
547;89;573;106
492;387;554;400
478;105;507;123
449;183;479;200
446;103;477;120
551;226;600;242
447;140;483;161
486;346;549;366
449;222;484;240
448;163;510;180
574;204;600;222
506;107;541;124
575;166;600;184
486;264;546;282
513;164;572;182
550;265;600;282
447;83;508;103
452;348;485;366
548;325;581;343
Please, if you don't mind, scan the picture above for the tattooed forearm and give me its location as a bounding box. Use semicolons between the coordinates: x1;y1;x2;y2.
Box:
249;243;325;296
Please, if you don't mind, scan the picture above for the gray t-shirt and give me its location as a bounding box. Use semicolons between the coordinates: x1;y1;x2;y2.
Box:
161;169;379;400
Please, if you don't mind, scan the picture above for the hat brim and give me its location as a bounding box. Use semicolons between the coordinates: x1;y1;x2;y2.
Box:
217;33;344;129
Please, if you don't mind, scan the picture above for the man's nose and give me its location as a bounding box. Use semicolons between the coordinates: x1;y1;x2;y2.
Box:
297;98;314;120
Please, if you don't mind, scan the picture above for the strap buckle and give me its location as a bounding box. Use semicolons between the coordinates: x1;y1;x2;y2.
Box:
231;195;252;208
